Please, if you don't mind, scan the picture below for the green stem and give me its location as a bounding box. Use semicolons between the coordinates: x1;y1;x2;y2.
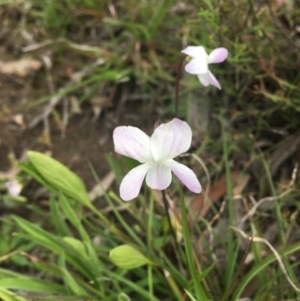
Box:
108;192;145;247
148;265;154;301
179;185;207;300
161;190;178;246
148;193;154;301
174;54;187;118
260;153;284;244
221;114;235;288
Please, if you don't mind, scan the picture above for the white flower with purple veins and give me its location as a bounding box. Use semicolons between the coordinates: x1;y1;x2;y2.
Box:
181;46;228;90
113;118;202;201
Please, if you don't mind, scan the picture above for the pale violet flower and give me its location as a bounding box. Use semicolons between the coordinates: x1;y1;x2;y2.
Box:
113;118;202;201
5;180;22;197
181;46;228;90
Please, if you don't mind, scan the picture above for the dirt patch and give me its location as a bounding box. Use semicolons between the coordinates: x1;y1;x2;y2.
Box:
0;44;155;209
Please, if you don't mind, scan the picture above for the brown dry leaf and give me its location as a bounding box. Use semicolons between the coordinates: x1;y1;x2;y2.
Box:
0;58;42;77
189;170;238;220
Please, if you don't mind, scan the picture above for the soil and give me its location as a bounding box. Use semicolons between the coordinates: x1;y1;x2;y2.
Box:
0;38;155;212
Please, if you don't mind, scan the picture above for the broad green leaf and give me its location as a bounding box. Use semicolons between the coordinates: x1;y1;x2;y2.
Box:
18;162;52;191
10;254;28;266
0;288;26;301
109;245;153;270
26;151;90;207
63;237;87;259
0;278;66;294
118;292;131;301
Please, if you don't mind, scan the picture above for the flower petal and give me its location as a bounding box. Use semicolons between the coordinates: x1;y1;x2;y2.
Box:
146;163;172;190
120;163;149;201
5;180;22;197
150;118;192;161
168;159;202;193
181;46;208;59
184;58;208;75
208;48;228;64
197;71;221;89
113;126;153;163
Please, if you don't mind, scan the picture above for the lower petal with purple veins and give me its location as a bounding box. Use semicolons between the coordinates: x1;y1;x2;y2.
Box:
198;71;221;90
146;163;172;190
120;163;150;201
168;159;202;193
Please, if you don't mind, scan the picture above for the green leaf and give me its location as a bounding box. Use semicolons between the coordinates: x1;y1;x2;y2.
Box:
58;252;88;297
0;278;66;294
184;289;198;301
0;288;27;301
109;245;153;270
12;216;63;253
59;193;90;242
50;197;71;237
188;263;215;291
12;216;92;279
84;242;104;277
197;263;215;282
118;292;131;301
26;151;90;207
232;241;300;300
63;237;87;259
18;162;51;190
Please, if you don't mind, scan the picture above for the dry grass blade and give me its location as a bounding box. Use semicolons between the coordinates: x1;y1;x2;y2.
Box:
232;227;300;293
240;189;293;224
28;59;105;129
88;171;115;201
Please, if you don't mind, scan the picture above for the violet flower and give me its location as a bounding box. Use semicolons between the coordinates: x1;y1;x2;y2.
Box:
181;46;228;89
5;180;22;197
113;118;202;201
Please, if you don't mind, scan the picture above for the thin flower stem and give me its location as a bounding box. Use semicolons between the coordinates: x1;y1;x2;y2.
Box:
148;194;154;301
179;185;207;301
108;192;145;248
161;190;177;244
221;114;236;289
175;55;187;118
